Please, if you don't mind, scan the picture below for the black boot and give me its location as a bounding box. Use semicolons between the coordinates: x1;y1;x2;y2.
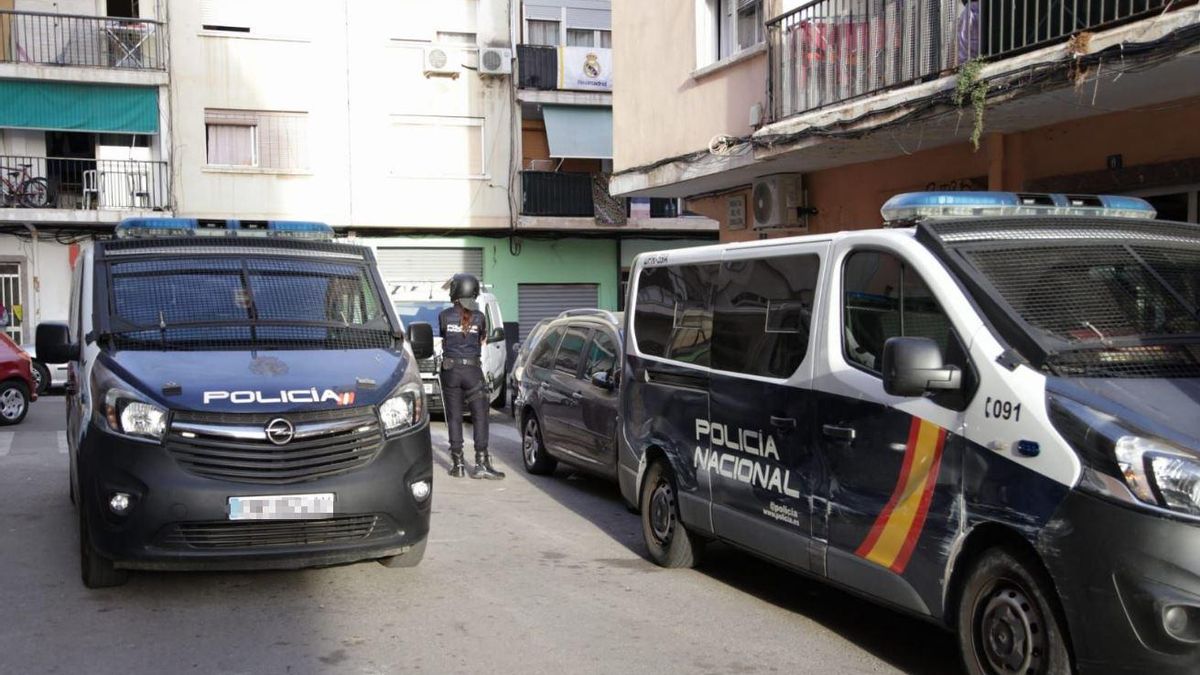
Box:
470;451;505;480
448;449;466;478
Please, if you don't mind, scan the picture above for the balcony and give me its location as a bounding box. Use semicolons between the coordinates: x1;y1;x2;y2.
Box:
1;10;165;71
517;44;612;94
768;0;1173;121
521;171;597;217
0;155;169;214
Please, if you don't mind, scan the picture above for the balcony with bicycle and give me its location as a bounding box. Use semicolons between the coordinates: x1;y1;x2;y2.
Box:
0;6;166;85
0;155;169;220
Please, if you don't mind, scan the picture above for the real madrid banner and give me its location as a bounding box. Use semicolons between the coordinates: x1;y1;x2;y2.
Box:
558;46;613;92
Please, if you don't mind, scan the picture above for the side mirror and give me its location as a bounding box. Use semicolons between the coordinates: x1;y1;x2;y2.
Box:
881;337;961;397
36;322;75;364
489;326;506;342
590;370;615;390
408;322;435;360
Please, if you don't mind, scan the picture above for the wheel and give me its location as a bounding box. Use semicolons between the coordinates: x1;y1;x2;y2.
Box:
0;381;29;425
79;507;129;588
19;177;50;208
639;460;704;568
378;538;427;568
31;360;51;395
957;547;1072;675
522;414;557;475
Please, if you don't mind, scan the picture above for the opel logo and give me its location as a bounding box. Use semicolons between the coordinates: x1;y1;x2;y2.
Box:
265;418;294;446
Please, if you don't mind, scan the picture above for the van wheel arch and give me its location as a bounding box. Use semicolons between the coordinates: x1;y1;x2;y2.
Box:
636;445;668;511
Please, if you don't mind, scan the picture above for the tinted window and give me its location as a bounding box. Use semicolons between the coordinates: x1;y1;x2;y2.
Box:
633;263;717;367
554;326;589;375
531;326;563;369
843;251;956;374
584;330;618;378
394;301;453;327
712;254;820;378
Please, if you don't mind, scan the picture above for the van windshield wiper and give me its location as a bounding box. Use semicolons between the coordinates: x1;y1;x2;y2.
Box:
1048;333;1200;354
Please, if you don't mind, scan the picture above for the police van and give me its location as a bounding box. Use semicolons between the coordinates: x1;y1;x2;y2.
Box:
619;193;1200;675
37;218;436;588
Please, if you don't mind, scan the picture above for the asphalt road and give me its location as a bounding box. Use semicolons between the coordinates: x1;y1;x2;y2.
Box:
1;396;962;675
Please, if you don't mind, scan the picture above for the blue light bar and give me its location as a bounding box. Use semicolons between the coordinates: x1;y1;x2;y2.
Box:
881;191;1157;223
116;218;334;240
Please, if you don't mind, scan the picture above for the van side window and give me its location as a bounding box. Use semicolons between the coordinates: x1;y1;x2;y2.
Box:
843;251;957;374
554;326;589;375
530;326;564;369
712;254;819;378
633;263;717;367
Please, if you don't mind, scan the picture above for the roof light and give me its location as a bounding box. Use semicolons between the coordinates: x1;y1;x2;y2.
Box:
881;191;1157;223
116;218;334;240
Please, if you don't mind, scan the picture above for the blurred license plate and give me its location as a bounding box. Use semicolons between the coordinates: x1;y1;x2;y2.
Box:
228;493;335;521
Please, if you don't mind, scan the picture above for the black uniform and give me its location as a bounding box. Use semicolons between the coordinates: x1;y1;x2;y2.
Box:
438;305;490;465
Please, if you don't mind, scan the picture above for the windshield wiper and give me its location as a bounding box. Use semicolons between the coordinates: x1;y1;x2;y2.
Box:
1048;333;1200;355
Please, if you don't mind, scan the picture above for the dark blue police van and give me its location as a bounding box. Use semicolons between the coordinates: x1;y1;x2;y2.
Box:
619;193;1200;674
37;218;436;587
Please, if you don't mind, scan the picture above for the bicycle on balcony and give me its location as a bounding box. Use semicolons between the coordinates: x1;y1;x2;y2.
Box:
0;164;51;208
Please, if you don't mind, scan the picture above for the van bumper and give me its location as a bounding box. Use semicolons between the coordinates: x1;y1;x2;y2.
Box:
1039;490;1200;674
77;421;433;571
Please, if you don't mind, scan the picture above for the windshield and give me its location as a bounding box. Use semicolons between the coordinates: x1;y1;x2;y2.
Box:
964;243;1200;377
107;257;393;350
394;301;453;328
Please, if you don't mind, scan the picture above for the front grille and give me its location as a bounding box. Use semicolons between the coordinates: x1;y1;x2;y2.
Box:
167;407;383;484
160;515;380;549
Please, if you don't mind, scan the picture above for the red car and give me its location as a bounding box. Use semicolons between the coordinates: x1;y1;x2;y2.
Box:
0;333;35;425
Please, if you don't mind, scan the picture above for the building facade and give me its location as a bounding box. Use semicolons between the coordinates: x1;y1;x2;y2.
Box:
611;1;1200;240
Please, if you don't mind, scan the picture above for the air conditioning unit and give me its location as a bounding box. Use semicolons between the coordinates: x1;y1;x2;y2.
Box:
423;46;458;78
479;47;512;76
752;173;806;230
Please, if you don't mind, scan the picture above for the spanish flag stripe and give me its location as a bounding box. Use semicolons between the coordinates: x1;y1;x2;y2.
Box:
855;418;947;573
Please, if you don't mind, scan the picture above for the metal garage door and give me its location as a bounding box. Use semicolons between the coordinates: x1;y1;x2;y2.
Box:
518;283;599;340
374;247;483;290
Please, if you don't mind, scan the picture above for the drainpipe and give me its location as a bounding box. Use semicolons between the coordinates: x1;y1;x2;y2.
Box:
23;222;38;342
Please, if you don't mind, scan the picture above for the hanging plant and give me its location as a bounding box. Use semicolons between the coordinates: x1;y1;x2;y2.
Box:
954;58;988;152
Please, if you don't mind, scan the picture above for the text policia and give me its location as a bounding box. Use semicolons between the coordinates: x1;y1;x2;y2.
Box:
693;419;802;499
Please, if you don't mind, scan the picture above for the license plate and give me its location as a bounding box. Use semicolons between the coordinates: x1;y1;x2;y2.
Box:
228;493;335;521
423;382;435;394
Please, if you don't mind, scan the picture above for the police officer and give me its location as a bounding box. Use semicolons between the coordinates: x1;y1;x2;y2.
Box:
438;274;505;480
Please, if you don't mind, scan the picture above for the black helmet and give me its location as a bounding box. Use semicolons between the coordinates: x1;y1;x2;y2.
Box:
449;274;480;301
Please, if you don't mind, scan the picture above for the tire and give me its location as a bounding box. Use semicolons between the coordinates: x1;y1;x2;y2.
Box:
957;547;1072;675
378;538;427;568
19;177;50;208
522;414;557;475
31;360;51;395
639;460;704;568
79;507;129;588
0;381;29;425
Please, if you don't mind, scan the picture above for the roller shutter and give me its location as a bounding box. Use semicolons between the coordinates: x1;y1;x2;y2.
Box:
375;247;483;292
518;283;599;340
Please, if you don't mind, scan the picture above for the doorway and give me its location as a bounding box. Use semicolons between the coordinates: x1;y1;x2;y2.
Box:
45;132;97;209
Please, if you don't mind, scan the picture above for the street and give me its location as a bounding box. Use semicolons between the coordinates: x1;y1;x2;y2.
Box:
1;397;960;675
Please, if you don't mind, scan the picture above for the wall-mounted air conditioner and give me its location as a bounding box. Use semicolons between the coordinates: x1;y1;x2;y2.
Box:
479;47;512;76
752;174;806;230
423;46;458;78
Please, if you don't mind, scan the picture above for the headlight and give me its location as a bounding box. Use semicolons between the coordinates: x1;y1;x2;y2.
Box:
380;382;424;436
1114;436;1200;517
91;360;167;442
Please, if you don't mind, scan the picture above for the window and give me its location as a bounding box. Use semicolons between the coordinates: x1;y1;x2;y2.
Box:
699;0;763;65
731;0;763;53
842;251;955;374
600;30;612;48
527;19;560;46
554;326;589;375
205;109;308;171
200;0;311;39
531;326;564;369
634;264;718;367
389;115;485;178
566;28;594;47
585;331;618;378
712;254;820;378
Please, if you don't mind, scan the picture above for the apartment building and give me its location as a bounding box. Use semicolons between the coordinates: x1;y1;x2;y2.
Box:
611;1;1200;240
0;0;170;343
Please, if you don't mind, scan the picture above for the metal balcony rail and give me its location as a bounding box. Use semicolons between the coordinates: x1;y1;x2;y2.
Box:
521;171;595;217
768;0;1171;121
0;155;169;211
0;10;165;70
517;44;558;89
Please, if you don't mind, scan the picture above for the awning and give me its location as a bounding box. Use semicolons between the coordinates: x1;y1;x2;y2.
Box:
543;105;611;160
0;81;158;134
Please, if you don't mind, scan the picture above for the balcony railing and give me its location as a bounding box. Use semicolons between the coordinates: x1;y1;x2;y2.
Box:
517;44;558;89
517;44;613;92
0;10;165;71
768;0;1171;121
522;171;595;216
0;155;169;211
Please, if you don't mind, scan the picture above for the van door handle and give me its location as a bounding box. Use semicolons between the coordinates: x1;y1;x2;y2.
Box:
822;424;856;443
770;416;797;431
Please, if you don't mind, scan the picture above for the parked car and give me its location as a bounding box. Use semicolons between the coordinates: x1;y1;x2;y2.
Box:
22;344;67;395
516;310;622;479
0;333;36;424
393;282;507;412
506;317;553;417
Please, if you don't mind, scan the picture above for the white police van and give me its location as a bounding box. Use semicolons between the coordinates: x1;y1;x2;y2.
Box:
619;192;1200;675
37;218;436;587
